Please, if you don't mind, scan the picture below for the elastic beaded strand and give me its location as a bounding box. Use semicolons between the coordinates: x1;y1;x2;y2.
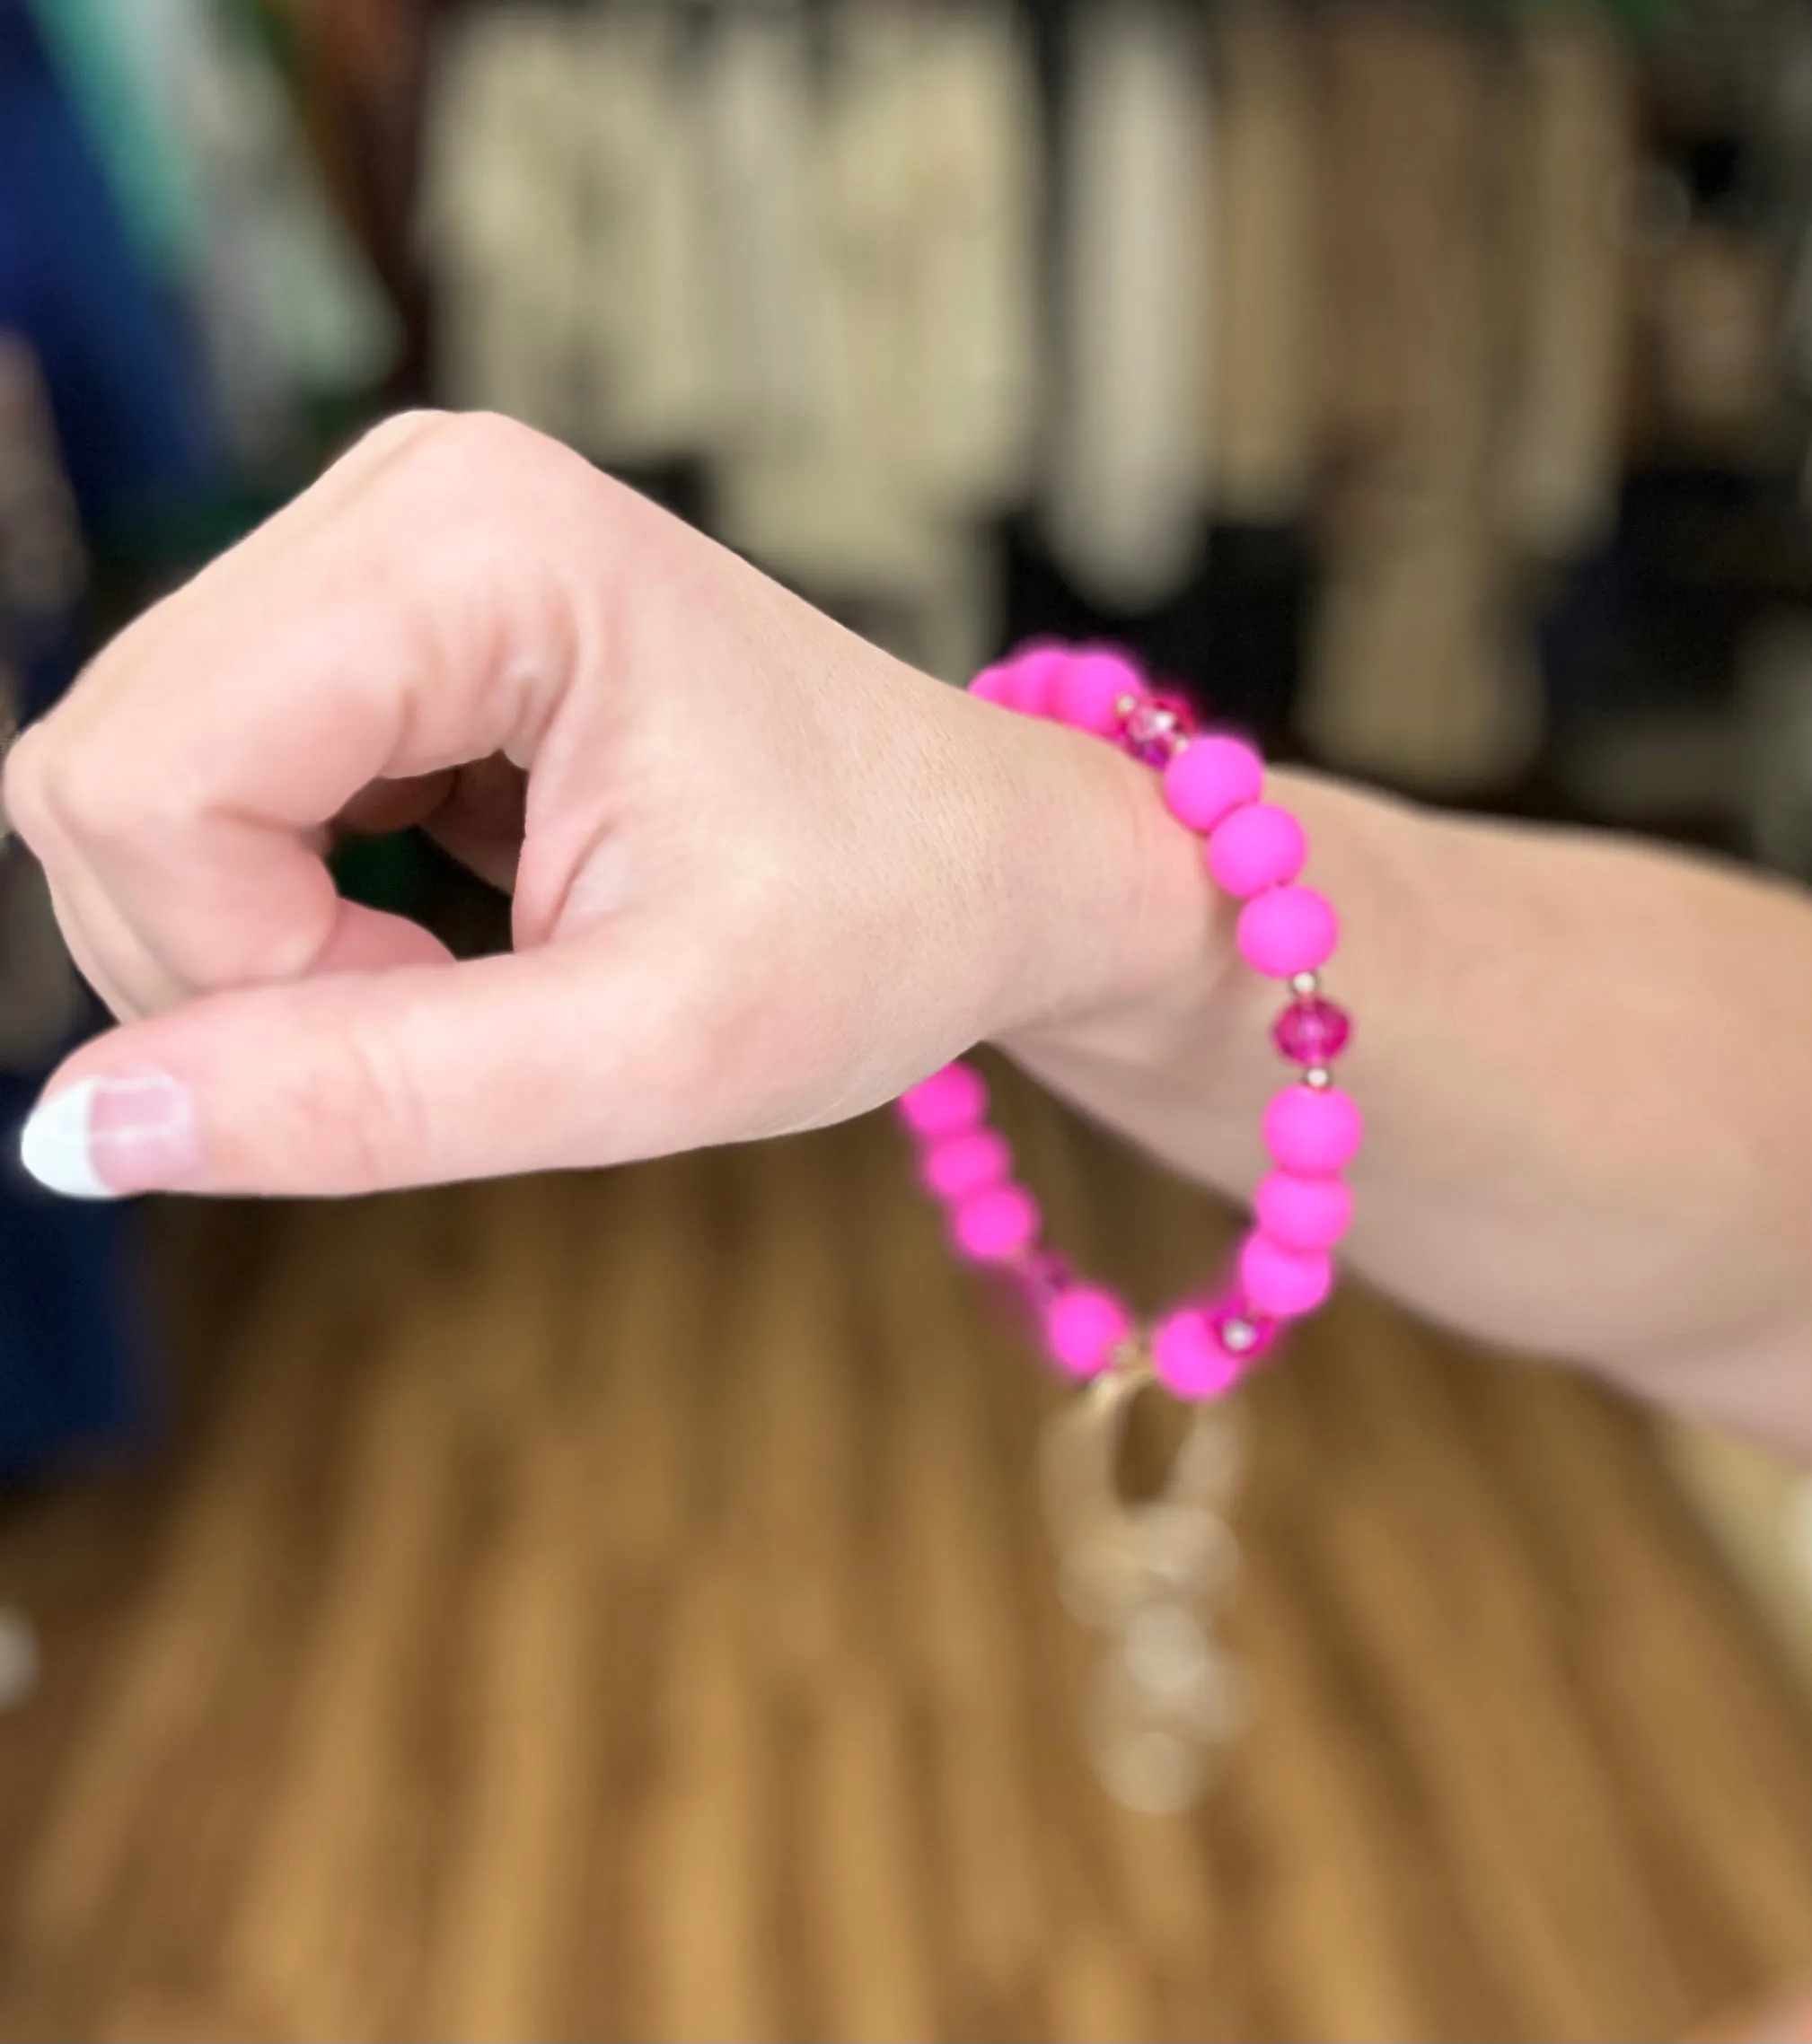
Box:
899;642;1361;1400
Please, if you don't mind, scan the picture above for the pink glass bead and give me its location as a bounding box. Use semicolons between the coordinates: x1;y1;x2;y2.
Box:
1263;1084;1364;1176
1002;647;1069;717
1237;885;1338;978
968;663;1016;706
1240;1231;1334;1320
1272;996;1352;1067
1254;1170;1354;1251
1057;649;1145;734
920;1128;1012;1203
1016;1249;1074;1312
899;1064;989;1140
1207;803;1307;899
1045;1286;1133;1380
1163;735;1263;833
1211;1298;1280;1365
953;1184;1041;1264
1152;1309;1244;1401
1122;694;1196;767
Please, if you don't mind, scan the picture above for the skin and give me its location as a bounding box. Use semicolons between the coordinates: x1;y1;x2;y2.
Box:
6;413;1811;1459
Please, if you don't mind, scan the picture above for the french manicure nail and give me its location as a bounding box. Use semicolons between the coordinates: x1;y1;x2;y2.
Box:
19;1072;201;1198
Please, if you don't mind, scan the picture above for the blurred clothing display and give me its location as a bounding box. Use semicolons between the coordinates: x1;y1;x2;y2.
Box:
6;0;1809;821
695;3;825;465
0;327;145;1474
0;338;85;1072
0;337;84;646
1209;0;1317;527
413;0;1768;793
266;0;436;305
422;4;714;463
423;0;1041;680
0;841;80;1075
22;0;201;277
29;0;398;477
0;0;376;1472
1739;610;1812;874
1042;0;1212;610
0;0;217;537
1649;225;1785;455
711;0;1040;679
1500;10;1634;562
418;9;587;442
0;0;409;1491
13;0;1804;809
1303;7;1548;794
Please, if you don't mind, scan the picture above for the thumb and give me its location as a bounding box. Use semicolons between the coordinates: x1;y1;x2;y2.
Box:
15;938;709;1199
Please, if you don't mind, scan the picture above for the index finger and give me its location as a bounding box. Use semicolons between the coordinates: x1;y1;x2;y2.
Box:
3;413;611;999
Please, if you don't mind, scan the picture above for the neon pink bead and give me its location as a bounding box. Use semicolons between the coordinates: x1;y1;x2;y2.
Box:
952;1185;1041;1264
1163;735;1263;833
1240;1231;1334;1320
920;1128;1012;1202
1273;997;1352;1066
1208;803;1307;899
1237;885;1338;978
1254;1171;1354;1251
1045;1286;1132;1380
968;663;1016;706
1152;1309;1244;1401
899;1064;989;1139
1263;1084;1364;1176
1002;648;1069;717
1057;649;1144;734
942;643;1359;1372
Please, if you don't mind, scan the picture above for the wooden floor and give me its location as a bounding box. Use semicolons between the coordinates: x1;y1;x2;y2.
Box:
2;1073;1811;2044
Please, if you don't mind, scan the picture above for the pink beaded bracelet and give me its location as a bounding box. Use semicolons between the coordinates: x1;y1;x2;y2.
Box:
896;642;1360;1403
894;643;1360;1808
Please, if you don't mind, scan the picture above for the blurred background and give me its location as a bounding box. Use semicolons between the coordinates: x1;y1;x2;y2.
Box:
4;0;1812;2038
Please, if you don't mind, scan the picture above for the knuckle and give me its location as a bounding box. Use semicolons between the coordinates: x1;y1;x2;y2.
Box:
289;1022;435;1194
443;408;541;459
366;404;452;443
348;407;456;468
404;407;536;475
4;719;134;858
357;409;569;533
41;738;156;855
337;408;508;502
417;408;610;514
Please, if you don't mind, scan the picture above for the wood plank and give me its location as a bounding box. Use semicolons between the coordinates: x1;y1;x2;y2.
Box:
0;1102;1808;2042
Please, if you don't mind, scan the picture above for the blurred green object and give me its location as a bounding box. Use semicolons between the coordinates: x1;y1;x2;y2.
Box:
331;831;430;918
31;0;398;488
24;0;201;278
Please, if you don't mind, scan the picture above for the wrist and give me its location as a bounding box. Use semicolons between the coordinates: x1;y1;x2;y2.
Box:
977;705;1245;1068
916;644;1370;1388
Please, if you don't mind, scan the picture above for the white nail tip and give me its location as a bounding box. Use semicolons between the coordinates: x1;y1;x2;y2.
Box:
19;1080;116;1200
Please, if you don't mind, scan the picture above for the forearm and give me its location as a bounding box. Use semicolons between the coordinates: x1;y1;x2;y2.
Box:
1000;743;1812;1457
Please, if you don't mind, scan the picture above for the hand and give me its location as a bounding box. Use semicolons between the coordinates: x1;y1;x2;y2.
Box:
4;412;1209;1197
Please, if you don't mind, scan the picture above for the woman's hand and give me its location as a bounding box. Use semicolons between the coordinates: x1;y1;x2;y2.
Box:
11;409;1812;1453
4;411;1214;1197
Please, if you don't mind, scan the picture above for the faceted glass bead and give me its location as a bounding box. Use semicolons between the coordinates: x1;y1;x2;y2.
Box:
1122;695;1197;767
1271;996;1352;1067
1211;1303;1278;1366
1016;1250;1075;1315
